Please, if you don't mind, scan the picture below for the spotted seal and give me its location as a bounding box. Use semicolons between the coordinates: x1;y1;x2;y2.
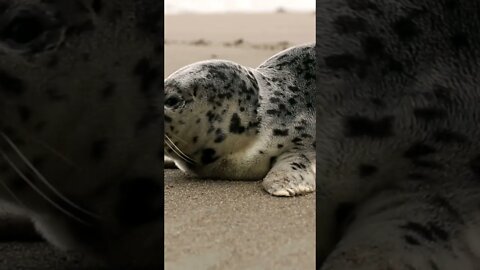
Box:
164;43;316;196
315;0;480;269
0;0;163;268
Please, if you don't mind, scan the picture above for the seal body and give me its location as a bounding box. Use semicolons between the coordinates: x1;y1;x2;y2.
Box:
315;0;480;269
164;43;316;196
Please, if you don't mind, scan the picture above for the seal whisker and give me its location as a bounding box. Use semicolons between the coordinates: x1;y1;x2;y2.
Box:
164;137;195;164
164;136;196;165
30;137;78;169
164;139;187;162
1;152;92;226
0;133;100;220
167;132;189;145
164;140;192;164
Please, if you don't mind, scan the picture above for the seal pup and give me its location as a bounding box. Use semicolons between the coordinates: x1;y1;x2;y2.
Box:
164;43;316;196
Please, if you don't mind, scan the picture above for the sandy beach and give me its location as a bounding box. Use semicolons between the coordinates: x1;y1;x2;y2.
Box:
165;13;315;75
165;12;316;270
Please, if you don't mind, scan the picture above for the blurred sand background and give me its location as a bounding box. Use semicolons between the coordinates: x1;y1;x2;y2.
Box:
165;12;316;270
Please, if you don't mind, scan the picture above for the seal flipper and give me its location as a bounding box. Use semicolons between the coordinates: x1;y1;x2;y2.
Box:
262;150;315;196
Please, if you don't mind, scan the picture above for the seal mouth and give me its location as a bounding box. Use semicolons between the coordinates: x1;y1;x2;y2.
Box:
164;134;196;166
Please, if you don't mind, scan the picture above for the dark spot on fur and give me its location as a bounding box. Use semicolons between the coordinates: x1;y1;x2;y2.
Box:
46;56;59;68
101;82;116;99
404;143;435;158
358;164;378;178
0;69;24;96
116;177;162;226
135;0;162;34
34;122;47;132
346;0;379;11
430;195;464;223
335;203;356;240
404;235;421;245
427;222;449;241
414;108;447;121
135;109;161;131
82;53;91;62
362;36;384;56
324;54;357;70
92;0;103;14
444;0;458;10
229;113;245;134
214;129;225;143
266;109;280;116
433;130;468;143
344;116;394;138
17;105;32;123
401;221;449;242
292;137;303;143
392;17;420;41
429;260;440;270
333;16;367;34
45;88;67;101
400;222;435;241
412;160;444;170
407;173;429;180
133;58;160;93
90;139;107;160
450;32;469;49
273;129;289;136
201;148;218;164
270;97;281;103
433;85;452;102
386;58;404;73
66;21;95;36
371;98;385;107
291;162;307;170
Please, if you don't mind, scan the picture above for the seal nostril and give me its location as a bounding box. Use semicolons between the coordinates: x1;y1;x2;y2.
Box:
3;16;45;44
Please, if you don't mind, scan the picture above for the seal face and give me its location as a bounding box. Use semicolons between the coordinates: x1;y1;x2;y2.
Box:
165;43;316;196
0;0;163;267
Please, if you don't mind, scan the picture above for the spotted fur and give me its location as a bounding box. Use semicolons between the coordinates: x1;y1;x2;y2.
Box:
164;44;316;196
317;0;480;269
0;0;162;268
